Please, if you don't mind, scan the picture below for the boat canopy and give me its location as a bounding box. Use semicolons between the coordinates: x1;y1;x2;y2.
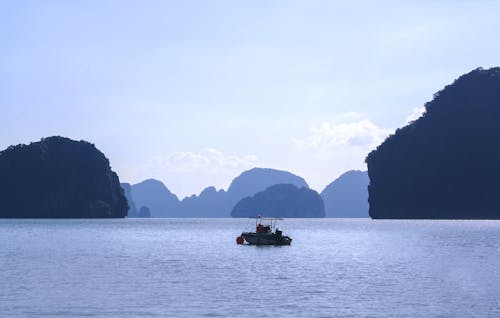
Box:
251;215;283;231
250;215;283;220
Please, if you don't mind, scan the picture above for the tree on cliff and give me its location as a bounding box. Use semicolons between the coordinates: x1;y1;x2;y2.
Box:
0;136;128;218
366;67;500;219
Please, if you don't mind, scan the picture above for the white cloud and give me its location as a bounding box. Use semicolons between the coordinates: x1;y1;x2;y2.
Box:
288;117;391;194
118;149;259;198
148;148;258;173
405;106;426;124
293;119;393;150
289;109;428;193
120;109;420;197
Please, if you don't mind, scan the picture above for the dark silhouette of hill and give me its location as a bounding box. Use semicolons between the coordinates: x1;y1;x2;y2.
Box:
138;206;151;218
366;67;500;219
231;184;325;218
177;167;309;217
226;168;308;202
321;170;369;217
131;179;180;217
0;136;128;218
121;183;138;217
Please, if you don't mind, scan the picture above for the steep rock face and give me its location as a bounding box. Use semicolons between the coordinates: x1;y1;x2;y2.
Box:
366;67;500;219
131;179;180;217
321;170;369;218
231;184;325;218
121;183;138;217
0;136;128;218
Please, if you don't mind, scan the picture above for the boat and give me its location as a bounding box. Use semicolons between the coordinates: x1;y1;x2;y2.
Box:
236;215;292;246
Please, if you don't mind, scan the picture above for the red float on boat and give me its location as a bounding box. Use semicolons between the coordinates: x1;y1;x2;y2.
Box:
236;236;244;244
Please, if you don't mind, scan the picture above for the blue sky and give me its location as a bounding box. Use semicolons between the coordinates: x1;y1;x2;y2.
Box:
1;0;500;198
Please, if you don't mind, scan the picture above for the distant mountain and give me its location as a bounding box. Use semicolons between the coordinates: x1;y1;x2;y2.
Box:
138;206;151;218
179;186;228;217
366;67;500;219
124;167;310;217
321;170;369;218
131;179;180;217
231;184;325;218
121;183;138;217
226;168;308;202
177;167;309;217
0;136;128;218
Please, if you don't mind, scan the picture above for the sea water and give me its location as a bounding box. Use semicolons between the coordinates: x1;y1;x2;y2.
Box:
0;219;498;317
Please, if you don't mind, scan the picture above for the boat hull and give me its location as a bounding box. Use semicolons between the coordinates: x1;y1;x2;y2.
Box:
241;232;292;246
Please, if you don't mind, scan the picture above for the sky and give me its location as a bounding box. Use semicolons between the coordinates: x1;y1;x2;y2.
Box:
1;0;500;198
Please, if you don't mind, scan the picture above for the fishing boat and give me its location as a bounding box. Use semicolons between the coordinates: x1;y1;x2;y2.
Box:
236;215;292;246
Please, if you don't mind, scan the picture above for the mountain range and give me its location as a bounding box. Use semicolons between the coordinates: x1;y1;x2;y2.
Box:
122;168;369;218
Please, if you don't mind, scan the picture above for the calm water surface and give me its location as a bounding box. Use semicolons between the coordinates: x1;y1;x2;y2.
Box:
0;219;499;317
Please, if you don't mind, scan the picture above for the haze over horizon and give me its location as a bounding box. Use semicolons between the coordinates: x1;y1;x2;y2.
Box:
2;0;500;198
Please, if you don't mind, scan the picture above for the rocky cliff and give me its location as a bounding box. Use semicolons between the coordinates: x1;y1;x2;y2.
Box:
366;67;500;219
0;136;128;218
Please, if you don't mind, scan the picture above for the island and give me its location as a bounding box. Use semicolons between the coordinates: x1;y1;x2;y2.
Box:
130;179;180;217
0;136;128;218
366;67;500;219
321;170;369;218
231;184;325;218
